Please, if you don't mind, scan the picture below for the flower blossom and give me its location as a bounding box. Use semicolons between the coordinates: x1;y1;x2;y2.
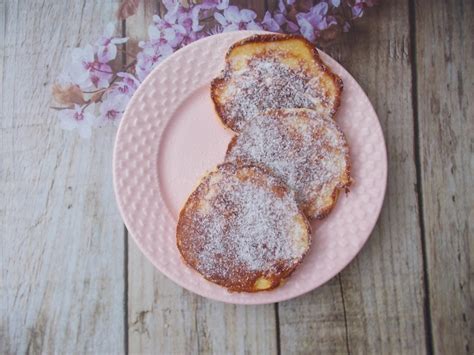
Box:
261;11;281;32
214;6;262;32
64;23;127;91
66;44;112;90
115;72;140;96
97;73;139;126
96;22;128;62
59;104;96;138
296;2;337;42
99;93;129;126
200;0;229;10
272;0;299;33
163;1;203;33
350;0;376;18
54;0;378;138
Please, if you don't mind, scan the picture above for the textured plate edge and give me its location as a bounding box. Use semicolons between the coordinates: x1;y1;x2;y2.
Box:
112;31;388;305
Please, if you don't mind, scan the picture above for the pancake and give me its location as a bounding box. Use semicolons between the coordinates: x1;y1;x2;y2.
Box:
176;163;311;292
211;34;343;132
226;109;351;219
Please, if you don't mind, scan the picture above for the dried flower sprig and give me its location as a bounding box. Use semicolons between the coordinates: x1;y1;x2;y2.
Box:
52;0;377;138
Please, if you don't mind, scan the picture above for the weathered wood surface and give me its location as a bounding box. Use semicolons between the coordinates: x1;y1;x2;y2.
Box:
278;1;427;353
1;1;125;354
2;0;472;354
414;0;474;354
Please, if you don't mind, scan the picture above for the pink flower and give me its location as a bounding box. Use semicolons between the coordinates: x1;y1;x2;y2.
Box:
312;1;330;18
59;104;96;138
350;0;366;18
89;62;113;89
67;44;113;90
273;0;299;33
136;49;159;82
61;23;125;90
136;0;212;82
201;0;229;10
350;0;377;18
214;6;262;32
162;0;181;23
96;22;128;63
161;1;203;33
296;2;331;42
110;72;140;102
68;45;96;88
151;15;186;48
151;16;183;42
135;16;180;82
262;11;281;32
175;5;202;32
190;6;204;32
115;72;140;95
136;31;174;82
181;30;205;46
296;17;316;42
99;93;129;126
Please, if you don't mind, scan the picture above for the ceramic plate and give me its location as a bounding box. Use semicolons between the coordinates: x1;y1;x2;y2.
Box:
113;31;387;304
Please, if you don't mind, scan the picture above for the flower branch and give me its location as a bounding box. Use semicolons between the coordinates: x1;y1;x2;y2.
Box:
52;0;377;138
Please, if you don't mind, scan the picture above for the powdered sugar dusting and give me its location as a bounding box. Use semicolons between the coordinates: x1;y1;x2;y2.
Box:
226;109;350;219
220;58;333;131
178;164;309;285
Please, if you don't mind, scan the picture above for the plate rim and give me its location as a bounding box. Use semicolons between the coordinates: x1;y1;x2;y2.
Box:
113;31;388;305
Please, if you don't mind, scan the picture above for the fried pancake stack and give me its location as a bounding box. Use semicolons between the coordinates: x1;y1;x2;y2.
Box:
177;34;352;292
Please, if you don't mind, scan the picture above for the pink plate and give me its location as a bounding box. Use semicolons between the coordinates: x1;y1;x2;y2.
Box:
113;31;387;304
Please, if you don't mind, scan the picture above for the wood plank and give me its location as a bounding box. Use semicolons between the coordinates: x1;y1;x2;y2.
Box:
126;1;277;354
414;0;474;353
278;277;349;354
128;241;201;354
278;2;427;353
1;1;125;353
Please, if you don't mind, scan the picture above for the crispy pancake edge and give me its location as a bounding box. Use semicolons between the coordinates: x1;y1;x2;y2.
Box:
210;34;344;132
225;108;352;220
176;162;312;292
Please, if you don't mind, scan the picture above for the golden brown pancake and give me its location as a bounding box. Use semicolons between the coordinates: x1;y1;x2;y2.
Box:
176;163;311;292
226;109;351;219
211;34;343;132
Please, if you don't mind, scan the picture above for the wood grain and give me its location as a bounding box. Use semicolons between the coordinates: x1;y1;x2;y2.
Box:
3;0;472;353
414;0;474;353
1;1;125;353
278;1;428;353
125;2;277;354
278;277;350;354
129;240;278;354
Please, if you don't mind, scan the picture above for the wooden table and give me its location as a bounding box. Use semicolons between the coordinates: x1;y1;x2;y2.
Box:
2;1;472;353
